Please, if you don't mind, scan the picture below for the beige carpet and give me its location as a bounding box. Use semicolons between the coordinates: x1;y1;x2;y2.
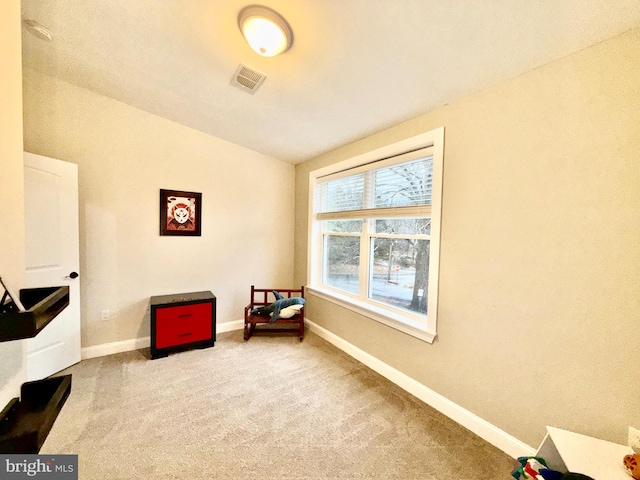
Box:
42;330;515;479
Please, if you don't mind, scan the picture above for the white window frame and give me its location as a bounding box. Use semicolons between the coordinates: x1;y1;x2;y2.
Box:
307;128;444;343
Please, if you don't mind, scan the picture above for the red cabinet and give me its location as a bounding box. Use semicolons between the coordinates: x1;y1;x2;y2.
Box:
150;291;216;359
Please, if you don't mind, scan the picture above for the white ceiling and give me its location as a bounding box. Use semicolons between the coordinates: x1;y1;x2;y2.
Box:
21;1;640;164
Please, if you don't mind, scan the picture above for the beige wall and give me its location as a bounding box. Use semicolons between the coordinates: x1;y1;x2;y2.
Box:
23;70;295;348
295;28;640;447
0;1;27;407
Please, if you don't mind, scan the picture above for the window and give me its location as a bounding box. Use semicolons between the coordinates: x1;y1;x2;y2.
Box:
308;129;444;342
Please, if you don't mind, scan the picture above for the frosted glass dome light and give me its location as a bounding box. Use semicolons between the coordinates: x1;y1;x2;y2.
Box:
238;6;293;57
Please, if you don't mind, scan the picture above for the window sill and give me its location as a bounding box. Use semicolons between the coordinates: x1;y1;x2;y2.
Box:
306;286;437;344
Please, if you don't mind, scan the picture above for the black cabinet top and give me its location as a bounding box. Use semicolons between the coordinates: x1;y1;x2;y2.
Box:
150;291;215;306
0;286;70;343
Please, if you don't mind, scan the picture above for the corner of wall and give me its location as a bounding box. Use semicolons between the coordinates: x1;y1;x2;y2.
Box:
0;0;27;408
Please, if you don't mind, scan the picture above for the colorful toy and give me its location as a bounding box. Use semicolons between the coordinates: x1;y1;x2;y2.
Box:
249;291;305;323
511;457;594;480
624;453;640;480
512;457;550;480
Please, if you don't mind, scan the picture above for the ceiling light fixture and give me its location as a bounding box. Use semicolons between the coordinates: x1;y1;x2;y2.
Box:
238;5;293;57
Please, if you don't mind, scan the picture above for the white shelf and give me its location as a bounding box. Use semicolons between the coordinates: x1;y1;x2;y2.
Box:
536;426;633;480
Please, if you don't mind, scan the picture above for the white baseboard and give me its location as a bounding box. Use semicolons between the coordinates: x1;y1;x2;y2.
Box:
217;319;244;333
81;320;245;360
305;318;536;459
81;336;151;360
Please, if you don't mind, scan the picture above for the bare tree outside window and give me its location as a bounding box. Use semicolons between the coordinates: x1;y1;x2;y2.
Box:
370;224;430;314
311;133;444;341
367;159;433;314
323;235;360;294
320;157;434;315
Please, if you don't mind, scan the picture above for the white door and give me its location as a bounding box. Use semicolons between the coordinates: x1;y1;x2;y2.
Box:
24;152;81;381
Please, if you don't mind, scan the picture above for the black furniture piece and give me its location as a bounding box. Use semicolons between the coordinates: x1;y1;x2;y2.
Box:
0;278;72;453
0;281;70;343
150;291;216;359
0;375;72;453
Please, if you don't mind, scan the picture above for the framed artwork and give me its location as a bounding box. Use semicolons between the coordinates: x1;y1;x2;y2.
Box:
159;189;202;236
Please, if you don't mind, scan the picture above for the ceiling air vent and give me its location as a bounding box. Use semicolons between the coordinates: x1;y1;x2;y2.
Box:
231;64;266;93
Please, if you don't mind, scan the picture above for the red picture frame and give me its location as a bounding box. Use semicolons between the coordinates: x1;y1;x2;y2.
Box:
159;189;202;236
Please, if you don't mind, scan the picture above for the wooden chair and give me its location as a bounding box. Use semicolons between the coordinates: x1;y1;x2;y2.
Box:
244;286;305;341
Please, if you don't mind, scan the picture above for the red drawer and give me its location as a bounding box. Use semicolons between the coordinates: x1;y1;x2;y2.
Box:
155;302;212;349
